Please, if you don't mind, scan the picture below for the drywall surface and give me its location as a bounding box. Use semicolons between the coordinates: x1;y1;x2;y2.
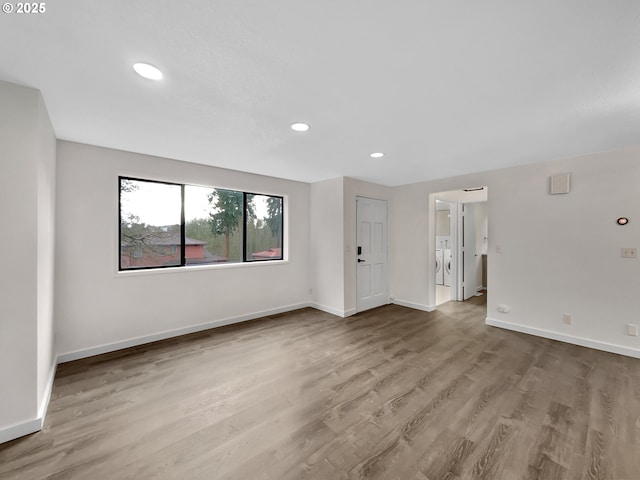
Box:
0;81;38;430
391;147;640;356
309;178;345;315
35;91;57;413
55;141;310;357
0;81;55;436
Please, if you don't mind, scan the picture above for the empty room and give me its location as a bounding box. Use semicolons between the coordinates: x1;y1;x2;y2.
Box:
1;2;639;479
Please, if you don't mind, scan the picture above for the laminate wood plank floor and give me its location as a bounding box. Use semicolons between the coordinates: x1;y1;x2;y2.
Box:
2;297;640;479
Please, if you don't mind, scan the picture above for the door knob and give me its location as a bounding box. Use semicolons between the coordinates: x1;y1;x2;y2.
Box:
358;259;366;263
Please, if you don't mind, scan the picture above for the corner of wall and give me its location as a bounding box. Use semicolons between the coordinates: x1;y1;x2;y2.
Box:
309;177;345;313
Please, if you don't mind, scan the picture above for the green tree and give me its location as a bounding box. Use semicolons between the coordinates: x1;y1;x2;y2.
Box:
186;218;214;243
265;196;283;237
208;189;255;260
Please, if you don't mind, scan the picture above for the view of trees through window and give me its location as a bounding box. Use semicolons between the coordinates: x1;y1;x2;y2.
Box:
245;193;283;262
120;178;283;270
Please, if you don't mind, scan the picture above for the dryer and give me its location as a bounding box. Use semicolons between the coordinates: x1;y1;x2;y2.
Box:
443;249;452;286
435;249;444;285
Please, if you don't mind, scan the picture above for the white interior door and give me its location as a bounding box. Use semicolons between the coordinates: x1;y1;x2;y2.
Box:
356;197;388;312
461;203;478;300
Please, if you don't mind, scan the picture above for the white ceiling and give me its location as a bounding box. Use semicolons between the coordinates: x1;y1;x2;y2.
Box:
2;1;640;186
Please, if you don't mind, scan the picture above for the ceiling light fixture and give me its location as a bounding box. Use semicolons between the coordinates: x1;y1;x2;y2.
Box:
133;63;163;80
291;122;310;132
370;152;384;158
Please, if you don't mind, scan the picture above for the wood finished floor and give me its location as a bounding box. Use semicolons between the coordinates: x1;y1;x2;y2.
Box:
2;297;640;480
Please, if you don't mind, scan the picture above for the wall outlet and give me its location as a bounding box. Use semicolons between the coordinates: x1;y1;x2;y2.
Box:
627;324;638;336
621;248;637;258
496;245;503;254
562;314;572;325
497;304;510;313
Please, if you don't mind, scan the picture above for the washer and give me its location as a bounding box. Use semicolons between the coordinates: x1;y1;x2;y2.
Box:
444;249;452;286
435;249;444;285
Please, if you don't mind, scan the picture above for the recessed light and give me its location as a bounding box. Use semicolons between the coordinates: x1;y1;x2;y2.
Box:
291;122;310;132
133;63;163;80
370;152;384;158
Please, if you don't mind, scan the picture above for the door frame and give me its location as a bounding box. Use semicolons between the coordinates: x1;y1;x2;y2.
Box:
430;188;488;308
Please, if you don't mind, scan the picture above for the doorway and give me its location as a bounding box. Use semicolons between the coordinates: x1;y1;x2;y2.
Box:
356;197;388;312
435;199;455;305
431;188;488;308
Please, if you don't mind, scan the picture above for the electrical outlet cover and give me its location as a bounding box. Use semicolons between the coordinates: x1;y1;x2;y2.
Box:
621;248;637;258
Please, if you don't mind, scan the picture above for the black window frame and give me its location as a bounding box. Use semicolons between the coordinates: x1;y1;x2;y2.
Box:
118;176;284;271
242;191;285;263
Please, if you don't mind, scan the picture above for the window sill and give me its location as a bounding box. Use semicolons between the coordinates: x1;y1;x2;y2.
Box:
115;259;289;278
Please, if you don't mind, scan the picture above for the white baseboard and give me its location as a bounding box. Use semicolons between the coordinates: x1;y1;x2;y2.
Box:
309;303;354;318
39;362;57;420
58;302;311;363
392;299;436;312
0;361;57;444
486;317;640;359
0;416;43;445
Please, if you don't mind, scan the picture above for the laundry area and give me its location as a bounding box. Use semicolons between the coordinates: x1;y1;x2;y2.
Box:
434;189;488;306
435;201;453;305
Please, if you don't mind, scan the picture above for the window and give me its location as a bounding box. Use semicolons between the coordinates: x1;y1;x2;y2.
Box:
245;194;283;262
119;177;284;271
186;185;243;264
119;178;182;269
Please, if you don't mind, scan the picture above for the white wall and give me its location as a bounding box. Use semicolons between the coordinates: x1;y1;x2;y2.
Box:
309;178;345;315
474;202;488;257
391;147;640;357
0;81;56;440
55;141;310;358
35;91;57;413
